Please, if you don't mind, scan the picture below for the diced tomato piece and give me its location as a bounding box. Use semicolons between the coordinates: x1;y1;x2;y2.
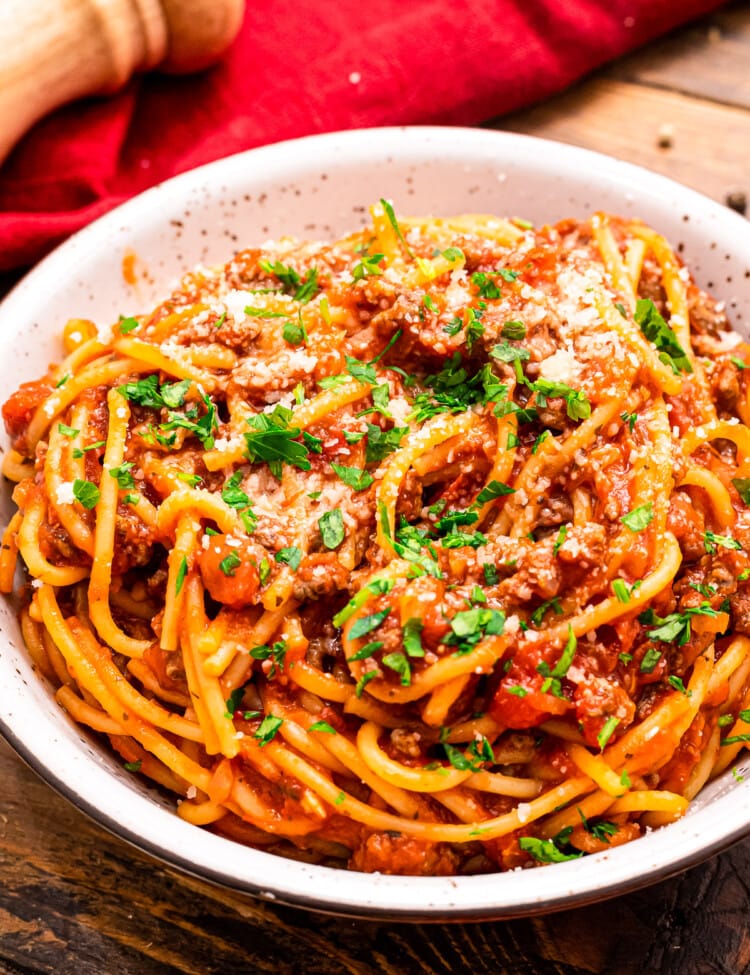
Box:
2;378;53;448
198;535;260;609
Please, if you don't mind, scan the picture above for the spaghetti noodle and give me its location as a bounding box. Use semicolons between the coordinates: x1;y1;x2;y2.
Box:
4;203;750;875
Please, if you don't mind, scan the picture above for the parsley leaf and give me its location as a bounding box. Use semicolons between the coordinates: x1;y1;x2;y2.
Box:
402;618;425;658
639;602;718;646
275;546;302;571
244;406;311;477
221;472;250;509
118;315;140;335
621;503;653;532
732;478;750;505
333;578;394;627
308;720;337;734
219;551;242;576
109;462;135;490
175;555;188;595
704;531;742;554
349;608;391;641
365;423;408;463
490;342;530;364
639;647;662;673
282;316;307;345
501;320;526;340
254;714;283;745
319;508;345;550
382;652;411;685
331;463;375;492
72;479;100;509
475;479;515;505
519;836;582;863
352;254;385;280
635;298;693;375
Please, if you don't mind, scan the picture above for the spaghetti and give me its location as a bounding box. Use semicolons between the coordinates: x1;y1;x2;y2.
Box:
4;203;750;875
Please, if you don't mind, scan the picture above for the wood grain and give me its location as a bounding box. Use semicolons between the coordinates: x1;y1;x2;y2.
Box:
498;78;750;204
607;1;750;110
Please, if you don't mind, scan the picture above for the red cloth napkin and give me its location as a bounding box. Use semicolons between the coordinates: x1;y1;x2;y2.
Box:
0;0;724;270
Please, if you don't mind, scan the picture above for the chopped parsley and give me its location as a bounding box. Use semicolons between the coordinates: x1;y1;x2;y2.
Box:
355;670;380;698
254;714;283;745
704;531;742;554
175;555;188;594
597;716;620;749
530;597;563;627
243;306;288;319
72;479;100;509
58;423;79;438
402;618;425;657
379;198;412;256
219;551;241;577
410;355;505;423
319;508;345;550
244;405;311;478
118;315;140;335
634;298;692;375
365;423;408;463
282;316;307;346
308;720;337;734
501;320;526;340
472;272;502;300
331;463;374;492
667;675;691;696
176;472;202;487
250;640;287;677
444;606;505;654
109;462;135;490
349;608;391;640
519;836;582;864
275;546;302;571
333;578;394;627
382;652;411;685
347;640;384;662
732;478;750;505
621;503;654;533
639;602;719;646
483;563;499;585
72;440;105;458
553;524;568;556
221;472;250;509
475;479;515;505
118;375;191;410
490;341;530;364
639;647;662;674
352;254;385;280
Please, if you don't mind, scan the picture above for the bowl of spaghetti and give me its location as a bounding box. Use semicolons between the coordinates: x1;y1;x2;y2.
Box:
2;126;750;918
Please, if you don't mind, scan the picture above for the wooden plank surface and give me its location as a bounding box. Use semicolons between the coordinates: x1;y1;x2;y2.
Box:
607;1;750;109
4;4;750;974
500;78;750;203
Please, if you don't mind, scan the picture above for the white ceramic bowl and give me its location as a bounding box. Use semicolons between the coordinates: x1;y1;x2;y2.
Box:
2;127;750;920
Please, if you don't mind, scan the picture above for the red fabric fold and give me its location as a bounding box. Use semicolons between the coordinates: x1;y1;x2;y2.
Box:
0;0;724;270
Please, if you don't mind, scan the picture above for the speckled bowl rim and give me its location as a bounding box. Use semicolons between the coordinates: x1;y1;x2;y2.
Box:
2;126;750;921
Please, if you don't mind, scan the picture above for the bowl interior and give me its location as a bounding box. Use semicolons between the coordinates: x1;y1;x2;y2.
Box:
2;126;750;919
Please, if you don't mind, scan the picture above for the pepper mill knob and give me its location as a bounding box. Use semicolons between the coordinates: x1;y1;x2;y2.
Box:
0;0;246;164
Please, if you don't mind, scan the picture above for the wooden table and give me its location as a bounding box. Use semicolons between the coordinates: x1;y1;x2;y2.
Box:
3;4;750;972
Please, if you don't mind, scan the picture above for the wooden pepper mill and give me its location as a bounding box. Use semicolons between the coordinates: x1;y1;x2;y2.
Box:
0;0;246;164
